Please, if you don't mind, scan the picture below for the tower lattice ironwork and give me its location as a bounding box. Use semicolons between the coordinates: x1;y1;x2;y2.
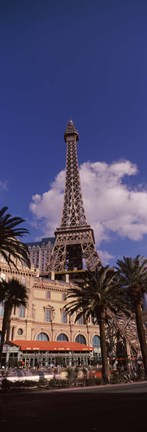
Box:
48;120;100;273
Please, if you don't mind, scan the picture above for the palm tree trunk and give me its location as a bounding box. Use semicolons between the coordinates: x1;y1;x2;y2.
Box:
0;305;10;368
0;326;5;369
5;309;12;342
98;311;109;384
135;302;147;376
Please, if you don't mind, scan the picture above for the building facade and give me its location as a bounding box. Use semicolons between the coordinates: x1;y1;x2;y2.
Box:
0;260;101;357
27;237;55;274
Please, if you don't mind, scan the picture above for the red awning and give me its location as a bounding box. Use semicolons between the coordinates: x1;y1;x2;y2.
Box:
11;340;93;352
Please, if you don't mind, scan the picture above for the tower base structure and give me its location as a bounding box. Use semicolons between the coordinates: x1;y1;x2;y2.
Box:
48;226;100;278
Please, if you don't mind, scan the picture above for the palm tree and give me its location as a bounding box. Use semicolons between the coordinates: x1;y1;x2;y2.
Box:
0;278;28;367
116;255;147;376
64;266;129;384
0;206;30;269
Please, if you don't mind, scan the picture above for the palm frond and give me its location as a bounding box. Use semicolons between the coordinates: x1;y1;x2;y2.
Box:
0;206;30;269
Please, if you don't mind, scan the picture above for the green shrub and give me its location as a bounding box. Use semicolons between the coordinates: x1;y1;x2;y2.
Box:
66;367;79;386
49;378;69;388
74;376;102;387
1;378;38;391
110;372;125;384
76;379;85;387
1;378;11;390
15;380;38;388
94;377;102;385
83;376;102;386
38;376;48;387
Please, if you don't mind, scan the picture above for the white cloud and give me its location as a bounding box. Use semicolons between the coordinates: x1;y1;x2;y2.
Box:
0;181;8;193
30;159;147;247
97;250;114;265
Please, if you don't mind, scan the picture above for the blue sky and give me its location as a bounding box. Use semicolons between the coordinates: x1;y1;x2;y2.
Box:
1;0;147;265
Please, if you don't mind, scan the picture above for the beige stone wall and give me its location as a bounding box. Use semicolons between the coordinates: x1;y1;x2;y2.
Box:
0;260;100;348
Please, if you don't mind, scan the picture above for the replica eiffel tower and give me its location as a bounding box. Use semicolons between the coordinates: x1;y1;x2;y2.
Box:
48;120;100;279
45;120;144;357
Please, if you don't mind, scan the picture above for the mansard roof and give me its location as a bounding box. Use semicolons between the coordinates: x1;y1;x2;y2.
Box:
26;237;55;247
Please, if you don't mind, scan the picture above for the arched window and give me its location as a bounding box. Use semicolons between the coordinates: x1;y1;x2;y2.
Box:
92;335;101;349
75;334;86;345
36;332;49;341
57;333;68;341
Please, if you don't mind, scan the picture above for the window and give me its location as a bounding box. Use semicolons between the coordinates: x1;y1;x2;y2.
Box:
46;291;51;299
0;303;4;317
44;308;52;322
17;328;23;335
75;334;86;345
0;272;6;281
36;332;49;341
21;276;26;284
57;333;68;341
61;310;67;323
18;305;25;318
13;306;16;315
62;293;66;301
77;315;85;325
92;335;100;349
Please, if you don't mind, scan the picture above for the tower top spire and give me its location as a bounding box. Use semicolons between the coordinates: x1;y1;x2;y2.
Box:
64;119;79;142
